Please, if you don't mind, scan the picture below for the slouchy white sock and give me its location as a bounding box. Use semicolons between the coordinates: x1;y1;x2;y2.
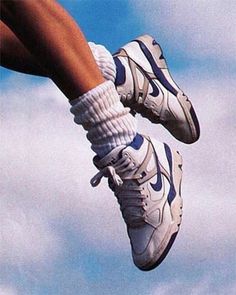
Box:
70;81;137;157
88;42;116;82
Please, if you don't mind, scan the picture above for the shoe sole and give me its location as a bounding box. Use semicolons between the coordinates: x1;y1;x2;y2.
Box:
138;145;183;271
121;35;200;144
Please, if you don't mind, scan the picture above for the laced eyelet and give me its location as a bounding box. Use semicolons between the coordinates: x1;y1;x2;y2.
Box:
140;171;147;179
127;93;132;100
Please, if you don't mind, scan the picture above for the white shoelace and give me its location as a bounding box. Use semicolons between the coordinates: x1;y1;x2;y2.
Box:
90;166;123;187
90;164;147;227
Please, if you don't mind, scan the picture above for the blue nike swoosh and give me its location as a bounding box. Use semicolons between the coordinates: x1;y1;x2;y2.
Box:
149;77;160;97
150;153;162;192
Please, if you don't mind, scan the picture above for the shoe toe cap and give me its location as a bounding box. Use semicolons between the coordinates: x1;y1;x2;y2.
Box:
129;224;155;255
129;223;167;270
130;213;178;271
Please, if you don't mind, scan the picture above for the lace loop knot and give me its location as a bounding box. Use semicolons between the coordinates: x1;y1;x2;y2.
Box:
90;166;123;187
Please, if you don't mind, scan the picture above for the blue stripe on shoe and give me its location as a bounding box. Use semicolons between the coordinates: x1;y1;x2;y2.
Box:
135;40;178;97
113;56;126;86
164;143;176;205
129;133;144;150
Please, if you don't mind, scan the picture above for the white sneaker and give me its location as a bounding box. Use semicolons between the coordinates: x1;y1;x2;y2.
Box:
91;134;183;270
113;35;200;144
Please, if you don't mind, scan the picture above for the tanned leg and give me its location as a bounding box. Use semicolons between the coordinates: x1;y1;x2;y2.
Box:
0;21;48;76
1;0;105;99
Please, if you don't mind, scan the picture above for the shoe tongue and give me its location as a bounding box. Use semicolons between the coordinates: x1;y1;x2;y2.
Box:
93;145;125;169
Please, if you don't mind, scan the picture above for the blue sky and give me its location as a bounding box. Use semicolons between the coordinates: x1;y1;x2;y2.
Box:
1;1;236;295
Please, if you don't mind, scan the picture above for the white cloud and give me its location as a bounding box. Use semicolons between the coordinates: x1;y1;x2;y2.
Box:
150;276;236;295
0;74;129;273
0;286;18;295
0;204;62;267
130;0;236;62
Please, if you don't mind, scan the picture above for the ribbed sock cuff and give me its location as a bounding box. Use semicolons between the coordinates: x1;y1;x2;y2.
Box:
88;42;116;82
70;81;137;157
